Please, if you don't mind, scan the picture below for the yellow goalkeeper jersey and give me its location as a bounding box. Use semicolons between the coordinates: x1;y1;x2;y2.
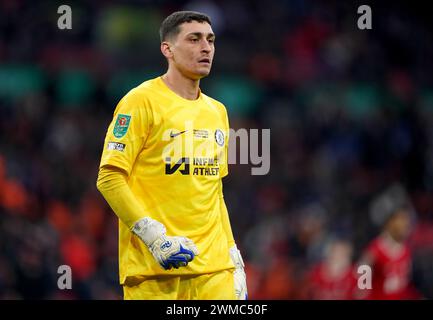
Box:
99;76;234;283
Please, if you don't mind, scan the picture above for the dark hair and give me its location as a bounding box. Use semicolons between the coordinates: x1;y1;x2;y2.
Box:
159;11;211;42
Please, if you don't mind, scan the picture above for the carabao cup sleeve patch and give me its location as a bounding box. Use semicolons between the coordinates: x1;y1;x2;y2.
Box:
113;114;131;138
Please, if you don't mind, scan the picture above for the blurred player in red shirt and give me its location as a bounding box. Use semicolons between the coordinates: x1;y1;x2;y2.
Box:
359;184;421;300
306;239;357;300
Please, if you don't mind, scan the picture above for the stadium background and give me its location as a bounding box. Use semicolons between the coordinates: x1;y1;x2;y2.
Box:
0;0;432;299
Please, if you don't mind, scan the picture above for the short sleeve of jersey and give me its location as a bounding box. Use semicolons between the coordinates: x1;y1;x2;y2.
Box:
99;89;151;176
219;104;230;178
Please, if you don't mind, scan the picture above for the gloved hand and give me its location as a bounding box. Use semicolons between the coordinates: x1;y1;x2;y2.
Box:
229;244;248;300
132;217;199;270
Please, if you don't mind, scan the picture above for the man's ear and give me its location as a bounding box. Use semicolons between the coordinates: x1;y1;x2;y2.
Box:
161;41;173;59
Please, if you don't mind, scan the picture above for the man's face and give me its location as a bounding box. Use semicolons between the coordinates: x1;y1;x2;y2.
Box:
388;209;412;242
165;21;215;80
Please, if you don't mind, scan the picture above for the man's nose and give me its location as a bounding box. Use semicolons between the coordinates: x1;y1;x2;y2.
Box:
201;40;212;53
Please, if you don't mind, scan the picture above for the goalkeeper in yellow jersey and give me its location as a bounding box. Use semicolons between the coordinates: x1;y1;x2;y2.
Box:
96;11;247;300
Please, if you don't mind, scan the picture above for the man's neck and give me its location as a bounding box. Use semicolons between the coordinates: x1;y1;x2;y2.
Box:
161;68;200;100
379;231;404;256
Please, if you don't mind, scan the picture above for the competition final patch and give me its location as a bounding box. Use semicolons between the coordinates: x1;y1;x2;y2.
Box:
215;129;225;146
113;114;131;138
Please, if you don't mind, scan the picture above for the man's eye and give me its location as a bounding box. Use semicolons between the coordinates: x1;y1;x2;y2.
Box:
190;38;198;42
208;39;215;44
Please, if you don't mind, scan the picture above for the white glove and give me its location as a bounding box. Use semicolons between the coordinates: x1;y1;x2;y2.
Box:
229;244;248;300
132;217;199;270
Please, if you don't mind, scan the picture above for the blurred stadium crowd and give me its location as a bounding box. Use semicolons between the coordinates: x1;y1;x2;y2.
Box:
1;0;433;299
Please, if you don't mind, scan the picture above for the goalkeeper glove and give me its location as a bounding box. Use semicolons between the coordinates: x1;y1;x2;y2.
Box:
229;244;248;300
132;217;199;270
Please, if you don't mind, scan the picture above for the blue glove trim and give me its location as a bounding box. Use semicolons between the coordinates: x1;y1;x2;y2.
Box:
162;245;195;270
